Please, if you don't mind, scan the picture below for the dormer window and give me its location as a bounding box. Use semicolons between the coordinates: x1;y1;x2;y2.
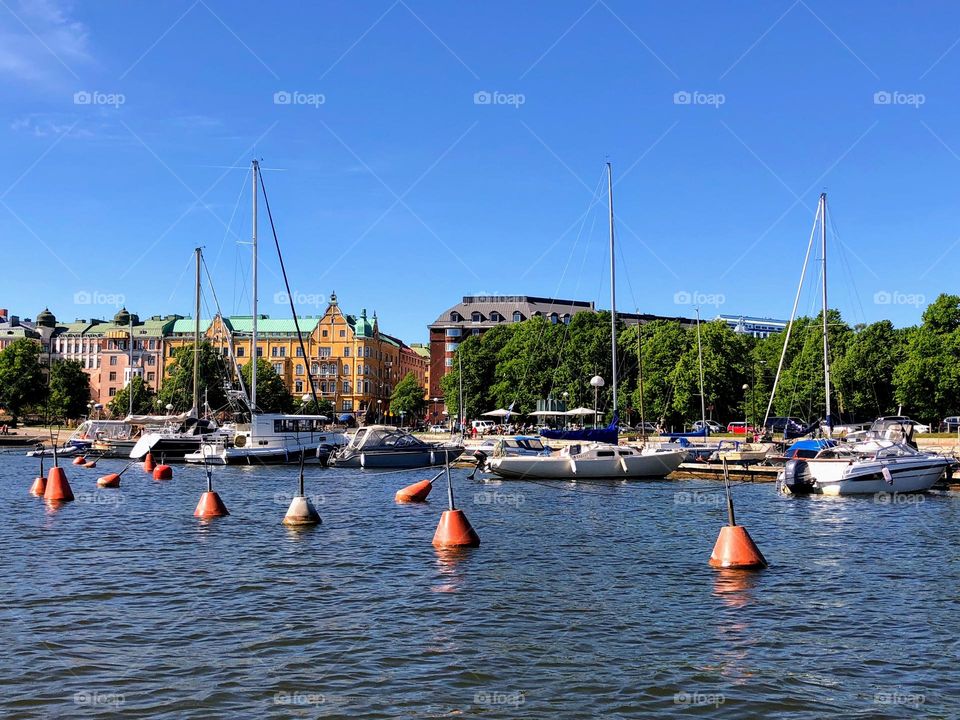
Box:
562;313;571;325
513;311;522;322
550;313;559;324
471;312;482;323
450;312;462;322
490;311;502;322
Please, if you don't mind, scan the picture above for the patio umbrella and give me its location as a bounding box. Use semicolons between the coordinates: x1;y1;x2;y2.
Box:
482;409;513;417
564;407;596;416
528;410;562;416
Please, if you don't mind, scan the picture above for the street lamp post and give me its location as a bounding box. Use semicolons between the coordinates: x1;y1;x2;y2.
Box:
742;384;750;432
562;391;569;429
590;375;605;429
377;398;382;424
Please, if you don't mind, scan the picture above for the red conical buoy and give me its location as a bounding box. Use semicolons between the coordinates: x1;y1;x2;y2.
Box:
709;525;767;569
97;473;121;488
194;491;229;518
153;464;173;480
708;458;766;570
433;509;480;547
396;478;433;503
143;453;156;472
194;466;228;518
29;475;46;496
72;455;86;466
43;466;74;503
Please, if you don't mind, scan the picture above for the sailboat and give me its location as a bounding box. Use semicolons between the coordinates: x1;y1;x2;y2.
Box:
486;163;686;480
184;160;347;466
776;194;951;495
129;248;233;460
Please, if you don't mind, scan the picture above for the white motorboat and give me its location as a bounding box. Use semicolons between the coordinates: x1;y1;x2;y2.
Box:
486;442;685;480
781;439;952;495
184;414;347;465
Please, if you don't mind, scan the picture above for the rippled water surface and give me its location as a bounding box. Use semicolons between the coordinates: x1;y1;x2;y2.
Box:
2;453;959;718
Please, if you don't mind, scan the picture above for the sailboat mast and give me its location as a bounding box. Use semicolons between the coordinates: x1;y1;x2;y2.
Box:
695;307;706;428
250;160;259;413
128;314;134;417
820;192;832;436
193;247;201;414
607;162;618;416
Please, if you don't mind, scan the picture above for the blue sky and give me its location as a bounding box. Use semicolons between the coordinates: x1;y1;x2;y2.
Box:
2;0;959;342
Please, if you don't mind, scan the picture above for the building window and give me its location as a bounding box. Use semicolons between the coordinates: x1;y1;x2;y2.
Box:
256;347;263;357
472;329;480;336
471;312;482;322
342;400;353;411
445;328;461;337
445;343;458;352
445;358;453;367
109;388;117;397
237;346;245;357
311;363;319;374
147;372;155;381
343;381;350;393
550;313;558;324
357;364;363;375
320;381;327;393
295;364;304;375
317;347;331;358
322;330;328;337
563;314;571;324
109;371;117;381
295;347;303;357
343;347;351;357
491;312;502;322
273;362;283;374
271;347;279;357
295;380;303;393
343;364;350;375
363;380;370;393
279;347;286;357
110;356;117;366
339;329;346;338
450;312;462;322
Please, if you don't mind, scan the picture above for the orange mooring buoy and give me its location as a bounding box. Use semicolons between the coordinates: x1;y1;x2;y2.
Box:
153;464;173;480
97;473;121;488
431;461;479;548
30;475;46;496
72;455;86;466
194;467;228;518
143;452;156;472
43;466;74;503
395;478;434;503
84;459;97;468
709;458;766;570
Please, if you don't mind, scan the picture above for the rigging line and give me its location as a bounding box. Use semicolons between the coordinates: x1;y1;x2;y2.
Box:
828;210;867;327
166;251;199;305
202;255;248;399
212;168;251;272
257;169;319;405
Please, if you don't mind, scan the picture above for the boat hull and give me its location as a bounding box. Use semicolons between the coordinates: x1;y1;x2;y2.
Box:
795;456;949;495
332;446;463;469
488;450;685;480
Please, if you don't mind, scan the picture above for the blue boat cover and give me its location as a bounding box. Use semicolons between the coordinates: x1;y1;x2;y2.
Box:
541;416;618;445
663;428;708;440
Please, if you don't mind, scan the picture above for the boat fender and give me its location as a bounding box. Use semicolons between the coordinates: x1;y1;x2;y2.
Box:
881;465;893;485
569;457;577;475
235;434;246;447
619;456;628;474
360;453;366;469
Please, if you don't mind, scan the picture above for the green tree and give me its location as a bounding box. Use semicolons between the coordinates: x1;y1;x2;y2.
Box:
832;320;903;420
390;371;426;422
0;338;44;424
158;342;231;412
48;359;91;421
298;397;334;417
239;359;294;413
893;297;960;423
107;376;155;417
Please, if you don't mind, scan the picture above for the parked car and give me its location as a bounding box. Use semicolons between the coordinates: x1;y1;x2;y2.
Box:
428;424;447;433
726;422;755;435
940;416;960;433
763;417;807;436
635;422;659;434
692;420;724;434
470;420;496;435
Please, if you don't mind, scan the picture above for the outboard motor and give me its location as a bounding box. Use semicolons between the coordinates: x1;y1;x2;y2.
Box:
781;459;816;495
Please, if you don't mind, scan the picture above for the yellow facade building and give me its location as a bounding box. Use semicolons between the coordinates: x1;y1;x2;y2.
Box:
164;292;428;422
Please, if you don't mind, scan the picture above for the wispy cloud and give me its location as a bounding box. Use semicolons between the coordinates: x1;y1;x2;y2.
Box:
0;0;91;86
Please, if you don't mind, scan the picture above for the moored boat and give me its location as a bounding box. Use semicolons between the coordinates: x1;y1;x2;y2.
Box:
486;442;685;480
184;414;347;465
330;425;463;469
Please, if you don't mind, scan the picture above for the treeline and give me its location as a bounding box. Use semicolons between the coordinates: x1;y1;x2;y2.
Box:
440;293;960;429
